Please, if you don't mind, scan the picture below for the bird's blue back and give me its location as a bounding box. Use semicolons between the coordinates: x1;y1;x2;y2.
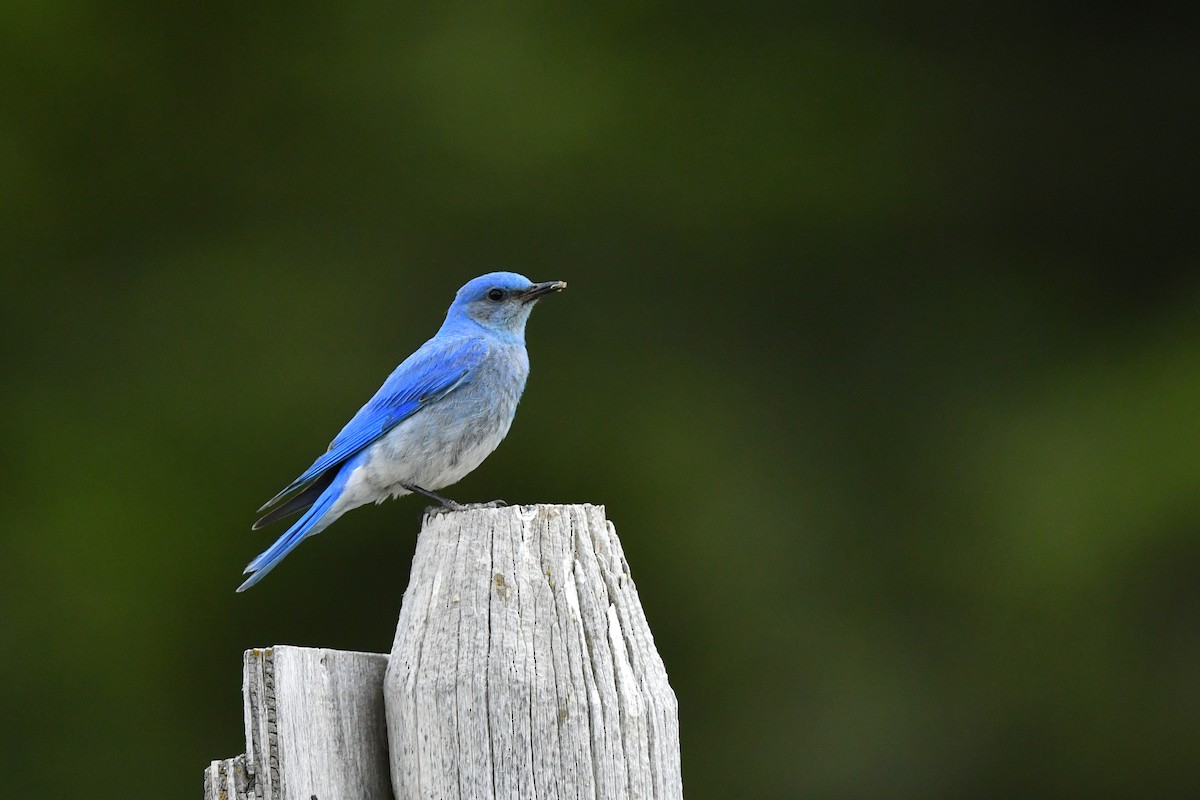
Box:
261;335;490;508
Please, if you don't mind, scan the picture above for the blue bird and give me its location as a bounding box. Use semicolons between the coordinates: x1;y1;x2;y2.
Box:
238;272;566;591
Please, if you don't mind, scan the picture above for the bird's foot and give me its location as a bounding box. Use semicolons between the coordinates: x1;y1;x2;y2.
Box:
423;499;508;515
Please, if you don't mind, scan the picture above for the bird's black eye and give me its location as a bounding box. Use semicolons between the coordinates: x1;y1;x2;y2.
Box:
487;288;505;301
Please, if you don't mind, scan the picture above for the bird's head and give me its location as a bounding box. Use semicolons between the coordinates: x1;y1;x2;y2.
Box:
445;272;566;338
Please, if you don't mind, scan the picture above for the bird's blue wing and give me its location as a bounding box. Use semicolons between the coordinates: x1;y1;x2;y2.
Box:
258;336;490;512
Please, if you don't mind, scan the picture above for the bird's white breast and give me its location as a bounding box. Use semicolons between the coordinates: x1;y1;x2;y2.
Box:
333;342;529;513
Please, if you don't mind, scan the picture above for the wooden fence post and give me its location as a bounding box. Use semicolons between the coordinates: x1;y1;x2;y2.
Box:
204;646;392;800
384;503;682;800
205;504;682;800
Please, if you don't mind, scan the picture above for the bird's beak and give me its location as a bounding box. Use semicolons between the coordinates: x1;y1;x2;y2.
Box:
519;280;567;303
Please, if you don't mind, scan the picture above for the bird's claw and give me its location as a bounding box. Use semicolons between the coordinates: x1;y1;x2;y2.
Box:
474;499;509;509
424;499;508;515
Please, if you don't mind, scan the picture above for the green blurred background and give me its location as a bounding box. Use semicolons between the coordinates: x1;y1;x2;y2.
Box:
2;2;1198;797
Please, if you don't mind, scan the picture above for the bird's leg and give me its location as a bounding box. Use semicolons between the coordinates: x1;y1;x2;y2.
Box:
402;483;465;511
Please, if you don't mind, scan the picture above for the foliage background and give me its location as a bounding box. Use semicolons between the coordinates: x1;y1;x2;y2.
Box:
2;4;1197;797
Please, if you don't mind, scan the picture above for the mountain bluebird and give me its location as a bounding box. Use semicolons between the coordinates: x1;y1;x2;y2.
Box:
237;272;565;591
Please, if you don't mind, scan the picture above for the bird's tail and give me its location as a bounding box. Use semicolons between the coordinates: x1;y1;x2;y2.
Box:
237;466;351;592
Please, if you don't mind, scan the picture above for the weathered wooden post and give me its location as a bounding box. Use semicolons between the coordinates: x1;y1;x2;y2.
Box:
385;503;681;800
205;503;681;800
204;646;392;800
